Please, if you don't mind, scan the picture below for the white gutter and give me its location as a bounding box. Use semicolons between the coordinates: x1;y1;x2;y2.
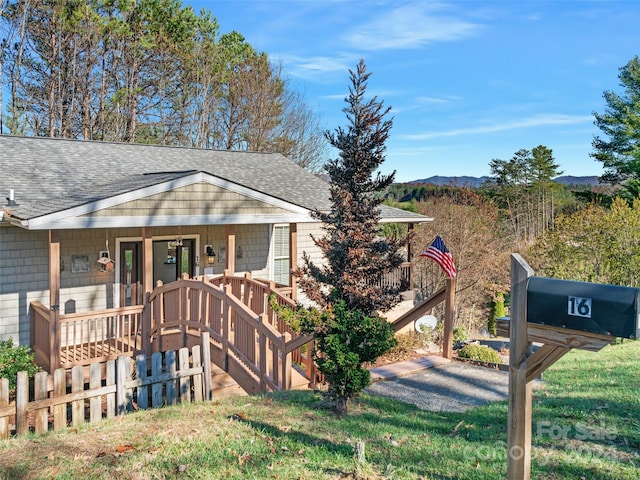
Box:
2;215;28;228
378;217;434;224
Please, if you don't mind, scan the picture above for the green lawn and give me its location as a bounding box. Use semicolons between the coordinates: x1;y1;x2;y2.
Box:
1;341;638;479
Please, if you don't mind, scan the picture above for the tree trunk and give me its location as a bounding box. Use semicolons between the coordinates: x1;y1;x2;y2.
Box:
98;52;107;140
335;396;348;415
10;1;29;134
125;55;139;143
48;28;57;137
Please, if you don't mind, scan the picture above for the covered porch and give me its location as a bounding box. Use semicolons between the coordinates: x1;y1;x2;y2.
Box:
31;271;316;392
30;224;415;392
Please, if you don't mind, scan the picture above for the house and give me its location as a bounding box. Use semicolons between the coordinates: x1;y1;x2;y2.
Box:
0;135;431;379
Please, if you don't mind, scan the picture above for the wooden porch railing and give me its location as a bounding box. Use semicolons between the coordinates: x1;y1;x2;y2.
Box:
28;264;413;390
30;301;53;372
59;306;143;369
210;272;316;382
375;261;412;291
390;277;456;358
30;302;143;372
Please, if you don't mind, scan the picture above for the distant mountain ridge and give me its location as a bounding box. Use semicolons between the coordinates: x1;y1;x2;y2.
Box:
408;176;491;188
407;175;601;188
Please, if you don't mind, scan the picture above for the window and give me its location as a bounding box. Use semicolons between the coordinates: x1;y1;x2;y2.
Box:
273;225;290;286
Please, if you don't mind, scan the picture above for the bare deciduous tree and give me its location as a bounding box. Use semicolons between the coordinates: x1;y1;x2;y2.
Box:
0;0;325;171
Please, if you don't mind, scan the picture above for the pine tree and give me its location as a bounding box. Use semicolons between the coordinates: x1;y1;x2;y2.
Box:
592;56;640;185
298;59;408;317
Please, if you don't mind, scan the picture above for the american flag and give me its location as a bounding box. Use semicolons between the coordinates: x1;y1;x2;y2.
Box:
419;236;457;278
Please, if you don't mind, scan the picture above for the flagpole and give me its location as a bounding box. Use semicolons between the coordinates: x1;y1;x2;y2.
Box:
443;276;456;359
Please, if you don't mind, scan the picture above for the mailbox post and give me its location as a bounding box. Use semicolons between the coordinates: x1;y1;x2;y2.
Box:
507;254;534;480
506;254;638;480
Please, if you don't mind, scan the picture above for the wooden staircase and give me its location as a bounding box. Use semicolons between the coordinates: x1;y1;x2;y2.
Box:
390;278;456;359
147;275;316;395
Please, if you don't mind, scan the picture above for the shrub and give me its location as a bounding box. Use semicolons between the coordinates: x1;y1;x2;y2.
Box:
0;338;41;391
453;326;467;342
269;295;396;414
488;291;505;337
457;344;502;364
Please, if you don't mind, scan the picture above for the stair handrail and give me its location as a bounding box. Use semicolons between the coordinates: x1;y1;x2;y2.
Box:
390;286;447;332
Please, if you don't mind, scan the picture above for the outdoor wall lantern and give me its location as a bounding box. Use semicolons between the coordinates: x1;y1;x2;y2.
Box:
205;245;216;265
237;246;244;259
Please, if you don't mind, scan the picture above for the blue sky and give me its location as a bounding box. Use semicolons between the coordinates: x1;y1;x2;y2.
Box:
190;1;640;182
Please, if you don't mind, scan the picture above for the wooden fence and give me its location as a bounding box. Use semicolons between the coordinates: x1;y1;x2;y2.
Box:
0;333;212;440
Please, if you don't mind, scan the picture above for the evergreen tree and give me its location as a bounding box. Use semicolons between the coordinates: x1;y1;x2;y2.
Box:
298;59;408;317
592;56;640;185
489;145;561;245
0;0;325;169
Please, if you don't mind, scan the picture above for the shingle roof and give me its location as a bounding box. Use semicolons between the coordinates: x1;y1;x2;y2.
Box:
6;170;198;220
0;135;429;224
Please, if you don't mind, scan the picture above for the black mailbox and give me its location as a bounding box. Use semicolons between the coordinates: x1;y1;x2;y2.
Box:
527;277;640;339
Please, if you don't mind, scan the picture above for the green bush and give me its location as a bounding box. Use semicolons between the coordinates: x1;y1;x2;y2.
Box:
488;292;505;337
269;295;396;414
457;344;502;364
0;338;41;391
314;302;396;404
452;326;467;342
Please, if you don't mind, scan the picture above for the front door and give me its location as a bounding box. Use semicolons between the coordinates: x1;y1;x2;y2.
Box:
153;239;196;285
120;242;142;306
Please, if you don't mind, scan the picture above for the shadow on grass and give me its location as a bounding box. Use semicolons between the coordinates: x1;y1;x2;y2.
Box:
532;393;640;460
241;417;356;478
0;466;28;480
239;390;512;479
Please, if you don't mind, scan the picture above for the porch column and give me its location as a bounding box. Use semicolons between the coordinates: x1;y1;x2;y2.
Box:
48;230;61;373
142;227;153;295
407;223;414;288
226;225;236;274
142;227;153;354
289;223;298;301
442;277;456;359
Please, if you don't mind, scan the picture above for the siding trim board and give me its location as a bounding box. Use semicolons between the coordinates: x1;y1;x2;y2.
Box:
29;213;314;230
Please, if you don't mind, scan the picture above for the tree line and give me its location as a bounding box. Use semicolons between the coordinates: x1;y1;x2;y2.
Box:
0;0;326;170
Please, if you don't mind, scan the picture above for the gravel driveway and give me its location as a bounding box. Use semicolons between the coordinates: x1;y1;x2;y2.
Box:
366;361;515;413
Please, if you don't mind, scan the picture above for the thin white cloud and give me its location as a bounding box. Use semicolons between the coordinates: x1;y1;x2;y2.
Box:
525;13;543;22
415;95;461;105
402;114;593;140
276;54;352;81
322;94;348;101
582;53;617;67
347;3;482;51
